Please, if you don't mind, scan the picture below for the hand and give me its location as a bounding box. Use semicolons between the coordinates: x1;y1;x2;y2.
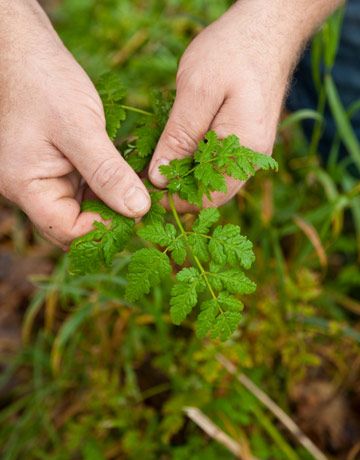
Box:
149;0;342;212
0;0;150;248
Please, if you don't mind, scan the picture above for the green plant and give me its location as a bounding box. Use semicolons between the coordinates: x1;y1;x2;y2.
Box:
68;79;277;340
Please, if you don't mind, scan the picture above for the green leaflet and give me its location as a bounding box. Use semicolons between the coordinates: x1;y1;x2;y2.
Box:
195;293;244;340
209;224;255;269
208;269;256;295
134;90;175;160
170;268;205;325
192;208;220;234
161;131;278;206
68;201;134;276
138;222;177;246
97;73;126;140
126;248;171;301
137;220;187;265
142;191;166;225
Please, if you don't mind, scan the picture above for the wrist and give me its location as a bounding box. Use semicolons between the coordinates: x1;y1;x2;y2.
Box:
228;0;344;83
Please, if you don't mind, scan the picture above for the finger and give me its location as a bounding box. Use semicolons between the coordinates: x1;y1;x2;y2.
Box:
19;175;106;248
56;129;151;219
148;72;224;188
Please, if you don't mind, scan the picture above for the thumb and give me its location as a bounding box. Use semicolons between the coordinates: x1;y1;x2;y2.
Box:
149;76;223;188
57;129;151;218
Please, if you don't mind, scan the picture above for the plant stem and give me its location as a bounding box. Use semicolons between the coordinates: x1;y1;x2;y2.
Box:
168;194;218;302
120;104;153;117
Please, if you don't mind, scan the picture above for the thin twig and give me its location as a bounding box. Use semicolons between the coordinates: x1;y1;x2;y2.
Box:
183;406;258;460
217;354;328;460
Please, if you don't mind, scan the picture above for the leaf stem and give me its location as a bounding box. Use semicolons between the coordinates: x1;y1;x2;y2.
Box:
120;104;153;117
168;194;218;303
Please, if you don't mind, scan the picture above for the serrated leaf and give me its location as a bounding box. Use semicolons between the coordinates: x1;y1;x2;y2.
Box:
126;248;171;301
160;158;193;182
217;292;244;312
169;237;187;265
68;201;134;275
209;224;255;269
194;162;227;194
142;191;166;225
210;310;242;341
163;130;277;207
209;270;256;295
68;226;105;276
97;73;126;140
138;222;177;246
217;134;278;180
135;124;161;158
126;151;150;172
170;268;205;325
192;208;220;234
135;90;175;158
187;234;209;262
195;300;217;338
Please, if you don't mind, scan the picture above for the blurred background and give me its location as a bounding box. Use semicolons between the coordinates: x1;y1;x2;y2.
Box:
0;1;359;459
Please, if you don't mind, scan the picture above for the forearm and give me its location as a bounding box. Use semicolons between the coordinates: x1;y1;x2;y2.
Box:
226;0;344;84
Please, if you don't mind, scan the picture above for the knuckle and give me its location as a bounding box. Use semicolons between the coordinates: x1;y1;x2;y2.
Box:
176;68;209;97
89;157;124;191
161;125;199;156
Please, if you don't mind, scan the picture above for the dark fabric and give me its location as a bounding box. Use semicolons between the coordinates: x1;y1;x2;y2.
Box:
287;1;360;162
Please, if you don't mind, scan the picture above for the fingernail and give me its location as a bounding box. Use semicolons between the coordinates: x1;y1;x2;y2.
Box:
150;158;170;187
124;187;150;214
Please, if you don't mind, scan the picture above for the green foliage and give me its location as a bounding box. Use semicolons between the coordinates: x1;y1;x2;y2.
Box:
125;248;171;301
170;268;205;324
160;131;278;206
97;72;126;140
125;91;175;172
68;200;134;275
68;84;272;340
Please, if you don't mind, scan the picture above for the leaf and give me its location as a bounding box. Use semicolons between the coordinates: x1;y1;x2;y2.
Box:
217;292;244;312
209;269;256;295
210;311;242;341
170;268;205;325
195;299;217;339
142;191;166;225
68;201;134;275
217;133;278;181
187;234;209;262
126;248;171;301
192;208;220;234
193;131;226;194
160;158;193;183
163;131;278;205
169;238;187;265
135;124;161;158
126;151;150;173
135;90;175;158
194;162;227;195
97;73;126;140
161;159;203;207
195;293;244;340
138;222;177;246
138;220;187;264
209;224;255;269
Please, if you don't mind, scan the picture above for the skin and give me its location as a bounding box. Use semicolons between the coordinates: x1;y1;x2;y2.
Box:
0;0;343;247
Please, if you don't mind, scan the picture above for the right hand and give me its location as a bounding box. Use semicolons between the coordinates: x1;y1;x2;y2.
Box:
0;0;150;249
